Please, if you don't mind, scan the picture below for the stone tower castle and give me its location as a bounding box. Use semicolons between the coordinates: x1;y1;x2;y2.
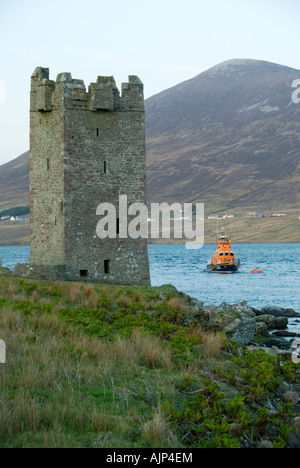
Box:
15;67;150;285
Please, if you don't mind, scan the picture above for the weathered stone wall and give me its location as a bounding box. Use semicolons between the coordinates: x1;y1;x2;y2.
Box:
29;68;65;266
20;67;150;286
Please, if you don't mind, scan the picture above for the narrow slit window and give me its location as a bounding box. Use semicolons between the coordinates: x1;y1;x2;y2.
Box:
116;218;120;236
47;158;50;171
96;128;99;137
104;260;111;275
104;160;107;174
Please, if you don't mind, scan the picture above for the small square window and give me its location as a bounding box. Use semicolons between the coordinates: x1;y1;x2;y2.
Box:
80;270;88;277
104;260;111;275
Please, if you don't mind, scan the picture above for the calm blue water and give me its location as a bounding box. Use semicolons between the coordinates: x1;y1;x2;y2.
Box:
149;243;300;313
0;246;30;271
149;243;300;336
0;244;299;313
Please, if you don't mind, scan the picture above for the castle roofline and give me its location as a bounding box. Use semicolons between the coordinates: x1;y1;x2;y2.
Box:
31;67;144;113
56;72;73;83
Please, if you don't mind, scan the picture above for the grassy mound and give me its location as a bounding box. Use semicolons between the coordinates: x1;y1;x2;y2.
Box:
0;276;299;448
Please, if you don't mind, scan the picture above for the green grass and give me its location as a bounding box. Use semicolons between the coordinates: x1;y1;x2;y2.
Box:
0;275;299;448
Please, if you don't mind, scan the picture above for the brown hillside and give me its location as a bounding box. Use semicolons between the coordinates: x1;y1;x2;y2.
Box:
145;59;300;215
0;151;29;209
1;59;300;246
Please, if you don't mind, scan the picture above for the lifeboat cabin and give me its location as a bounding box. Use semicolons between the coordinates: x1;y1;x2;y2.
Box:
207;234;240;273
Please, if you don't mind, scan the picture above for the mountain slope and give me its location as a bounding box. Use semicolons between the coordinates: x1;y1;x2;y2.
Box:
145;59;300;213
0;151;29;209
1;59;300;217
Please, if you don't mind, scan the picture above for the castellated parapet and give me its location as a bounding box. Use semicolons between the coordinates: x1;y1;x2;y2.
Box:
15;67;150;285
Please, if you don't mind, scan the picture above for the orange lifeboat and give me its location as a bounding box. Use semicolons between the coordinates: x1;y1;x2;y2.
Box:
207;233;240;274
251;269;263;274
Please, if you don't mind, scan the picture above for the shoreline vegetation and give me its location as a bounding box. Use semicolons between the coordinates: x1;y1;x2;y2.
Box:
0;269;299;448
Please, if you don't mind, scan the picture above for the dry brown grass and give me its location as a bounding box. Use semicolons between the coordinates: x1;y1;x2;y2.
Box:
83;284;98;308
118;295;133;307
167;297;188;315
131;290;149;307
190;327;226;357
118;291;149;309
113;337;139;366
91;408;115;433
0;305;113;441
0;302;179;448
30;290;40;304
142;410;176;446
130;330;172;370
65;283;98;308
65;283;84;302
0;282;25;302
47;281;64;295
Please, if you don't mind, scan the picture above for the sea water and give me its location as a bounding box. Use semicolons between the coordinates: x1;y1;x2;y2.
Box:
0;244;299;333
149;243;300;312
149;243;300;335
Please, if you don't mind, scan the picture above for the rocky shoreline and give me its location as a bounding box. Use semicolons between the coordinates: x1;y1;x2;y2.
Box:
186;297;300;448
190;298;300;352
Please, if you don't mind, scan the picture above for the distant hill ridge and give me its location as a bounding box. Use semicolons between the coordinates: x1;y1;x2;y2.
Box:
0;151;29;209
145;58;300;213
1;59;300;215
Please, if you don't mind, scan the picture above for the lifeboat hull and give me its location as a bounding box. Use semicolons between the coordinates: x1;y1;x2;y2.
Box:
207;263;240;274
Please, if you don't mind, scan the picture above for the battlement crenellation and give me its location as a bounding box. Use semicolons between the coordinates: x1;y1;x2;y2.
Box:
31;67;144;113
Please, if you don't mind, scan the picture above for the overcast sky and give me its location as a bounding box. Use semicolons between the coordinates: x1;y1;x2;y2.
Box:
0;0;300;165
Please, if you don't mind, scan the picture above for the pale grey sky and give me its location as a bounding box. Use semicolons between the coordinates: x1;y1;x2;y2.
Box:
0;0;300;165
